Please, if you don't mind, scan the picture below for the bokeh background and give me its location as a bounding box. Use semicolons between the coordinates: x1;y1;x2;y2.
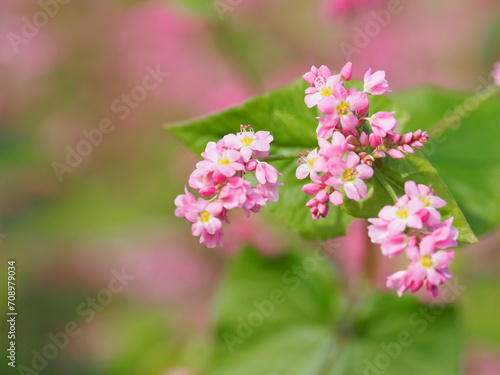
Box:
1;0;500;374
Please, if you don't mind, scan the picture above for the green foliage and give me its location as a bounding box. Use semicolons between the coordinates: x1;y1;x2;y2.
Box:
207;248;460;375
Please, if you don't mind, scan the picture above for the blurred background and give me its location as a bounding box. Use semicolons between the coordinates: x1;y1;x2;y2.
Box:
1;0;500;374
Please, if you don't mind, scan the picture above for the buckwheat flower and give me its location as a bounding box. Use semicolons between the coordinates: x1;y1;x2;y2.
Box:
378;195;425;233
305;74;342;108
366;111;398;137
405;236;455;297
316;132;348;168
174;188;197;219
404;180;446;226
318;85;369;132
202;140;245;178
224;127;273;162
492;62;500;86
255;161;280;184
296;149;319;179
386;270;410;297
363;68;390;95
218;177;252;210
325;152;373;201
429;217;459;249
340;61;353;81
302;65;333;86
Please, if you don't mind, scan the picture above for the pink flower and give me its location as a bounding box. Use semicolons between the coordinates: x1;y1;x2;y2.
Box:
223;127;273;162
366;111;398;137
255;162;280;184
378;195;425;233
202;140;245;178
305;75;342;108
302;65;333;86
429;218;458;250
492;62;500;86
363;68;390;95
317;85;369;133
174;188;197;219
404;180;446;226
340;61;353;81
296;149;319;179
405;236;455;297
316;132;348;171
218;177;252;210
325;152;373;201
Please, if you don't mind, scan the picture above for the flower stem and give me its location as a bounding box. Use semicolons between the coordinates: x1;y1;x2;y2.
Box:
374;169;399;202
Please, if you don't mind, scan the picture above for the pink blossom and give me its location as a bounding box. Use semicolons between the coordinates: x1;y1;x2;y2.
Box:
429;218;458;250
492;62;500;86
325;152;373;201
405;236;455;297
404;180;446;226
174;188;197;219
302;65;333;86
255;162;280;184
218;177;252;210
378;195;425;233
224;128;273;162
202;140;245;178
305;75;342;108
296;149;319;179
317;85;369;133
340;61;353;81
316;132;348;171
366;111;398;137
363;68;390;95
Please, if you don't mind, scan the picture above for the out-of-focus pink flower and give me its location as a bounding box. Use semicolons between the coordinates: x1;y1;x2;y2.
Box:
322;0;383;18
492;62;500;86
366;111;398;137
364;68;390;95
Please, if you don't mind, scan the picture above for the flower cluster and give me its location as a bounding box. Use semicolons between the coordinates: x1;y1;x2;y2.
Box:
298;62;429;220
368;181;458;297
174;126;282;248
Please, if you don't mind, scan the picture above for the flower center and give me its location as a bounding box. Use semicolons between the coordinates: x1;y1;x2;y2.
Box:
341;168;356;182
218;157;231;165
320;86;333;96
420;254;434;268
241;136;254;147
396;208;409;219
199;211;211;223
336;101;350;116
420;196;430;207
308;157;317;168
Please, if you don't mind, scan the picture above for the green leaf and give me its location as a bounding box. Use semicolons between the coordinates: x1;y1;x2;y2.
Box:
343;152;478;244
208;247;461;375
392;86;500;236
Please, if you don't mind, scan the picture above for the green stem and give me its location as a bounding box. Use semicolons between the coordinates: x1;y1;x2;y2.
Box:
374;169;398;202
258;154;299;162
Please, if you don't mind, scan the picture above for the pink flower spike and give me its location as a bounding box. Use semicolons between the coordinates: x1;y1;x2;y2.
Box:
363;68;390;95
366;111;398;137
492;62;500;86
340;62;353;81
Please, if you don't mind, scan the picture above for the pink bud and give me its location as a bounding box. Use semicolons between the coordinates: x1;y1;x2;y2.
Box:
369;134;382;148
387;149;405;159
359;132;369;147
373;150;386;159
303;183;322;196
401;144;414;153
402;132;413;144
245;159;257;171
199;186;216;197
340;62;353;81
